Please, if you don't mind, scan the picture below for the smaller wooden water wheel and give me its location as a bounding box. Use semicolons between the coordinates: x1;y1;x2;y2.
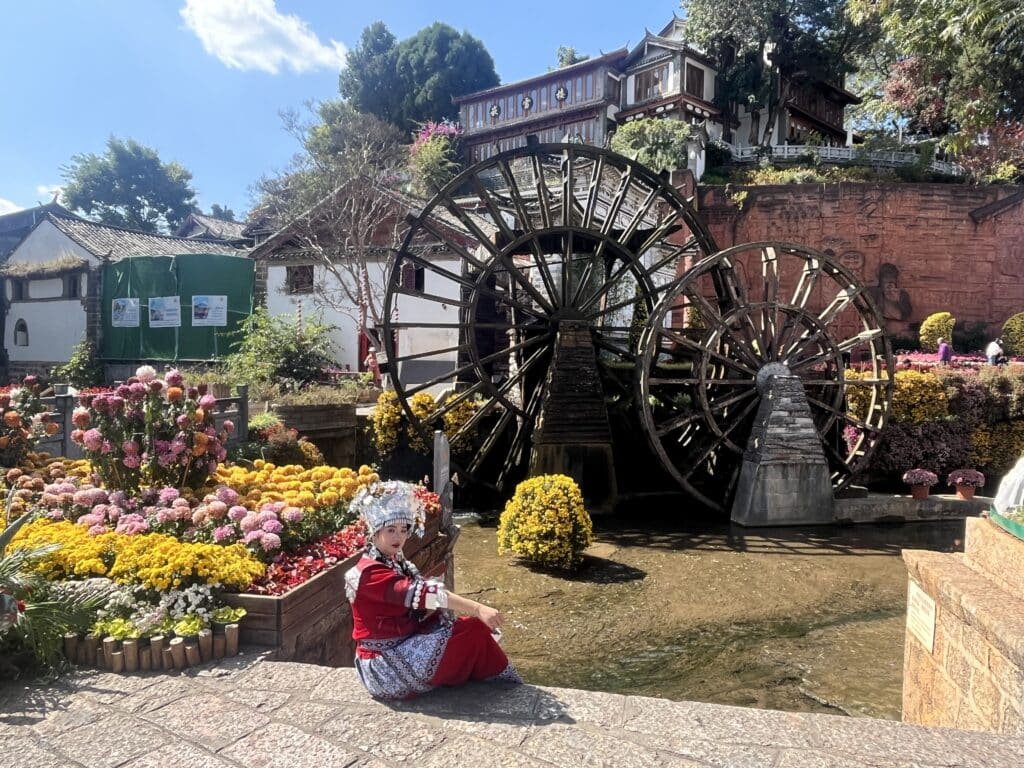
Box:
637;242;895;511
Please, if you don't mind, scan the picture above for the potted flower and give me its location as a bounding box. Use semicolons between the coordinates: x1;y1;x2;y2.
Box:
902;468;938;500
947;469;985;500
210;605;246;635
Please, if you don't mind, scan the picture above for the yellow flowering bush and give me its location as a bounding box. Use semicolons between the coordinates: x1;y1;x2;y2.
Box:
371;391;402;456
442;394;481;450
498;474;592;571
846;370;947;424
214;460;378;516
106;534;263;591
970;420;1024;475
919;311;955;352
407;392;437;453
10;520;264;590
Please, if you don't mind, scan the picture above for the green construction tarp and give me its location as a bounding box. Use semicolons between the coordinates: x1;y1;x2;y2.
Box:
101;253;254;361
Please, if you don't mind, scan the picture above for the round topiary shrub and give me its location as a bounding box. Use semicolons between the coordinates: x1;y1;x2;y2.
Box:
1002;312;1024;356
919;311;955;352
497;474;593;570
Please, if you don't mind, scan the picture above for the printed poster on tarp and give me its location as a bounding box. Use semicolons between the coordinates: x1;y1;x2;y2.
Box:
191;295;227;326
149;296;181;328
111;298;140;327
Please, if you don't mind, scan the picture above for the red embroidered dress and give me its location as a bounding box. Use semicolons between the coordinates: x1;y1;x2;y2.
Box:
345;546;520;699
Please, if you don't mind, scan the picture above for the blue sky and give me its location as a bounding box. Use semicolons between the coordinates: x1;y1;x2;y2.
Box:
0;0;680;221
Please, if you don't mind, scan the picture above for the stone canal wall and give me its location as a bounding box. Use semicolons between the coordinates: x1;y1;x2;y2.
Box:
902;516;1024;735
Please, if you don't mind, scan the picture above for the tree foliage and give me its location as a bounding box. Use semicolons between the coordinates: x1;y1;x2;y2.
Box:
555;46;590;68
682;0;879;145
610;118;695;173
61;138;197;233
339;21;499;129
208;204;236;222
848;0;1024;179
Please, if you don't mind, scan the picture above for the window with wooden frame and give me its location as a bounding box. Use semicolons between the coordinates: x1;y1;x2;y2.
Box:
634;64;670;103
11;280;26;301
66;273;80;299
685;64;705;100
285;264;314;294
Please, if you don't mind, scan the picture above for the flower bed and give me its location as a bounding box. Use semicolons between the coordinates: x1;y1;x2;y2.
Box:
0;366;444;678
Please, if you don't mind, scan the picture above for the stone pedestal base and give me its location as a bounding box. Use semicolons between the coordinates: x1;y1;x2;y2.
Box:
903;516;1024;735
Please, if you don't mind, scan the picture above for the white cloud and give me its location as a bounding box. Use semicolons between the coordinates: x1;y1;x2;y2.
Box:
180;0;346;75
0;198;22;215
36;184;63;202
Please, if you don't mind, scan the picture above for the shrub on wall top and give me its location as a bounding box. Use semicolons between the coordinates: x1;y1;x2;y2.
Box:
919;311;956;352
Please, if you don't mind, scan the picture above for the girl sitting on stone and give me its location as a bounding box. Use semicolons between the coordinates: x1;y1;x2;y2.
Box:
345;481;521;699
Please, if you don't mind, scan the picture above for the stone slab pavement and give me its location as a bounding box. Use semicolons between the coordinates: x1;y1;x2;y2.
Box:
2;653;1024;767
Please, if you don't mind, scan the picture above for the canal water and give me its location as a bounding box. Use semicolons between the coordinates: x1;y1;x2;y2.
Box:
453;513;965;720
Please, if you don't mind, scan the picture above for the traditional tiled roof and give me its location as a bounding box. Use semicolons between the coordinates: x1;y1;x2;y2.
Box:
175;212;249;242
0;202;71;259
44;213;247;261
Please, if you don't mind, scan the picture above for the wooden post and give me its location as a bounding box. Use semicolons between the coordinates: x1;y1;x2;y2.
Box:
122;639;138;673
213;634;226;660
224;624;239;656
185;643;201;668
63;633;79;663
161;647;174;671
110;651;124;673
102;637;117;669
236;384;249;442
139;647;152;671
198;629;213;662
83;636;98;667
150;635;165;670
169;637;186;670
95;647;105;669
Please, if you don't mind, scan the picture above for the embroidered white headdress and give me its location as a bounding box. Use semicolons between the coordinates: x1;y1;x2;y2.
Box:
350;480;425;537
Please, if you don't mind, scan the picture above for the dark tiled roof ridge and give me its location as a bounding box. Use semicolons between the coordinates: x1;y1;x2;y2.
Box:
43;213;246;260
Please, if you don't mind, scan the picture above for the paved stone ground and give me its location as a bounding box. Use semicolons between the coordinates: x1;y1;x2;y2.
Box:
3;653;1024;767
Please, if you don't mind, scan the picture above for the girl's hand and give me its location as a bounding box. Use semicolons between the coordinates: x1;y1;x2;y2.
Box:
477;604;504;630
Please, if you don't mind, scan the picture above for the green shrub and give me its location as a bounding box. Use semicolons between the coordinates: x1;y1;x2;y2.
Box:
919;312;956;352
222;308;335;390
51;338;104;388
497;474;592;570
610;118;694;173
1002;313;1024;355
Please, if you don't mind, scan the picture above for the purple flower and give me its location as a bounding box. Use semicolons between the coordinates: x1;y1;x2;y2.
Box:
240;514;260;533
87;523;108;536
165;369;183;387
115;385;131;399
123;455;141;469
158;487;180;504
228;505;248;522
128;382;147;400
115;513;149;535
260;532;282;551
261;519;284;534
107;395;125;412
243;529;263;544
213;525;235;543
176;414;191;429
207;500;228;519
281;507;303;523
199;394;217;409
91;395;109;414
149;379;165;393
122;439;140;455
83;428;103;452
222;419;235;435
215;486;239;506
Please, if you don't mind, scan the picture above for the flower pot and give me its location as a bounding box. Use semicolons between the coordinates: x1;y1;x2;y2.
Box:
211;620;230;636
910;484;930;500
955;484;976;500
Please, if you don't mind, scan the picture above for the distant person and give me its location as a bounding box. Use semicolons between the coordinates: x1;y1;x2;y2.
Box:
986;338;1005;366
937;337;952;365
364;347;381;387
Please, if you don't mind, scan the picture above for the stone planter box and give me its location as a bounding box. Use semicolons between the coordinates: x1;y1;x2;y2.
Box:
221;515;454;667
272;403;357;468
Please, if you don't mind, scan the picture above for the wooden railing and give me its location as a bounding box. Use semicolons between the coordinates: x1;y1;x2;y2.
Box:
722;142;965;176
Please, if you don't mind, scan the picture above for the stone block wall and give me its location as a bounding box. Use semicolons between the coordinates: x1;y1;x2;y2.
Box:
903;516;1024;735
698;183;1024;337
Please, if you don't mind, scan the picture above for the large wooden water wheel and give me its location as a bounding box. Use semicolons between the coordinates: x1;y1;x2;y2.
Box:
637;242;894;511
383;145;894;509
